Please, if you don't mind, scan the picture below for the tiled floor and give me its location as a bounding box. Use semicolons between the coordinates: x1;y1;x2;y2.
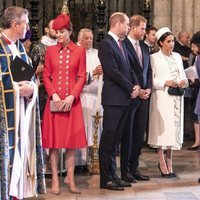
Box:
29;141;200;200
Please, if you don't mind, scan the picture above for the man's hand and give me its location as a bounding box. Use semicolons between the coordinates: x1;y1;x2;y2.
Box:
18;81;34;97
130;85;140;99
93;65;103;76
181;56;189;61
35;64;44;76
139;88;151;99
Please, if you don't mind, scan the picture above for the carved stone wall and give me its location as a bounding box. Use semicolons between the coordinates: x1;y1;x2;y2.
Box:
0;0;199;40
152;0;200;38
0;0;146;45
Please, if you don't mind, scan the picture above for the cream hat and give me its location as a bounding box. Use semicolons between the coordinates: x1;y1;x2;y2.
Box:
155;27;171;41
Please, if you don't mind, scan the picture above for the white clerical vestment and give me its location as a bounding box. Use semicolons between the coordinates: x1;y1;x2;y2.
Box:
76;48;103;166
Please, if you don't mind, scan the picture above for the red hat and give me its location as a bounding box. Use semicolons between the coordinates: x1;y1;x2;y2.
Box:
52;14;70;30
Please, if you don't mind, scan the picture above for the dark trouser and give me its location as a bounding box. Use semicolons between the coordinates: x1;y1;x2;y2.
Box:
121;99;149;175
39;83;47;118
99;105;130;186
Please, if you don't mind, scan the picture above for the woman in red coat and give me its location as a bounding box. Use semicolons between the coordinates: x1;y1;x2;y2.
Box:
42;14;87;194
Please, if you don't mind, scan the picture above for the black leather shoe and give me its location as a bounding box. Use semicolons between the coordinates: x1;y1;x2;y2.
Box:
132;171;150;181
121;173;137;183
115;179;132;187
187;145;200;151
100;181;124;191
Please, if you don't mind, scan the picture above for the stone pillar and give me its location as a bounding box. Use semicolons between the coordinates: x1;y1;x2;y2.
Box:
183;0;194;34
153;0;171;29
171;0;183;36
194;0;200;33
152;0;200;36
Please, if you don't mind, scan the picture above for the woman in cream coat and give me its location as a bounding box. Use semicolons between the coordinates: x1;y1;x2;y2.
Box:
148;27;188;178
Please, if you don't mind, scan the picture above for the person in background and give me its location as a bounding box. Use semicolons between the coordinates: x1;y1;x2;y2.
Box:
31;19;57;117
190;32;200;153
31;19;57;176
98;12;140;191
143;26;158;146
121;15;152;183
144;26;158;54
20;29;32;56
173;31;197;147
0;6;45;199
42;14;87;195
77;28;103;166
173;31;191;69
148;27;188;178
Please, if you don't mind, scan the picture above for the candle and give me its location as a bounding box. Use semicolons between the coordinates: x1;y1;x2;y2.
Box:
100;0;105;6
95;74;103;114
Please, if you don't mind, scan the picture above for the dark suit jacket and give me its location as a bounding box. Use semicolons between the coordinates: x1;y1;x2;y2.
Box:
173;41;191;69
98;34;138;106
124;37;152;91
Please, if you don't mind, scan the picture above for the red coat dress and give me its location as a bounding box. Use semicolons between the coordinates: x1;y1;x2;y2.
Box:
42;41;87;148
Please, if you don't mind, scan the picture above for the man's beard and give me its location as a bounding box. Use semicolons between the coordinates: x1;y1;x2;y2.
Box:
49;32;57;40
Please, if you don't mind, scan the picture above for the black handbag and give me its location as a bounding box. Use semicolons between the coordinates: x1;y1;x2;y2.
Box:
167;87;185;96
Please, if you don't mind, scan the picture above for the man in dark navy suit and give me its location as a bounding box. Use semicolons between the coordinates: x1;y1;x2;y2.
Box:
98;12;140;191
121;15;152;183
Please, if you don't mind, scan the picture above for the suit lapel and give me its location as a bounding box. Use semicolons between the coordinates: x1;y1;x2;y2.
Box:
140;42;149;70
106;34;129;62
122;42;130;63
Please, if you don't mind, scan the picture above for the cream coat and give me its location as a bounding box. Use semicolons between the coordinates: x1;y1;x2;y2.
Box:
148;50;188;149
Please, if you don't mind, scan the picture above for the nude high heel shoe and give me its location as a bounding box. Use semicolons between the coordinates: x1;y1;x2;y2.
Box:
64;178;81;194
51;179;60;195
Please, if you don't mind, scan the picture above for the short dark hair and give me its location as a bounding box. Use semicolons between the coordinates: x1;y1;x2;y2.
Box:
157;32;172;47
191;31;200;45
146;26;157;34
191;31;200;54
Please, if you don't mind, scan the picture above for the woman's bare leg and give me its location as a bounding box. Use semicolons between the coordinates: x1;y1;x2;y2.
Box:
64;149;81;194
50;148;60;194
158;148;169;174
192;122;200;147
166;149;173;173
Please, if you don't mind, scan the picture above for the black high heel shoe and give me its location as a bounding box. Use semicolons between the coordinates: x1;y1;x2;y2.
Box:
158;164;171;178
187;145;200;151
169;172;176;178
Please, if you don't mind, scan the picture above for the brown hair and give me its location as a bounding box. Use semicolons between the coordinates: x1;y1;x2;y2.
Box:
146;26;157;34
129;15;147;28
109;12;127;28
2;6;29;29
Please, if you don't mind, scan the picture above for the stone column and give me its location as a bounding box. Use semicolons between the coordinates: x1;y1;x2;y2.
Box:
183;0;194;34
194;0;200;33
153;0;171;29
171;0;183;36
152;0;200;36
